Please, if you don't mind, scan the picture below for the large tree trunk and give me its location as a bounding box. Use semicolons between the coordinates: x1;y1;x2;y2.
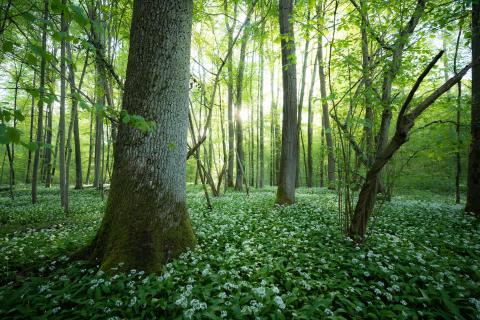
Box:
317;1;335;189
31;0;48;204
276;0;298;204
85;0;196;272
234;17;250;191
466;2;480;216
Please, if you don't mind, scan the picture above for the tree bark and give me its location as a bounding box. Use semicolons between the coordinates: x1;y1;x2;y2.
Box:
44;57;54;188
26;72;36;184
360;0;374;166
86;110;94;184
225;1;237;188
85;0;196;272
466;2;480;216
317;2;335;189
66;44;87;190
307;55;318;187
32;0;48;204
234;17;250;191
296;31;310;187
259;24;265;188
59;0;68;211
276;0;298;204
91;0;105;189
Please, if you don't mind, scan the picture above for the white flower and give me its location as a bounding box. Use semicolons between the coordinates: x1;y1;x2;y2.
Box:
274;296;285;309
253;287;266;298
184;309;194;319
52;307;61;314
324;308;334;316
220;310;228;318
129;296;137;307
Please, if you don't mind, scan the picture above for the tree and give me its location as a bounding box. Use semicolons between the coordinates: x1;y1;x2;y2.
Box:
466;0;480;216
306;55;318;187
234;15;250;191
31;0;48;204
225;1;238;189
276;0;298;205
59;0;68;211
91;0;105;190
348;51;473;240
317;0;335;189
84;0;196;272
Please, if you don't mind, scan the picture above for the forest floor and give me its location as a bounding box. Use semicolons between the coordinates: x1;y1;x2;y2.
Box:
0;186;479;319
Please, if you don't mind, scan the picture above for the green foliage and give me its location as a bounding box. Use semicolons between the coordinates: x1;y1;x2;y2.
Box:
0;107;25;145
0;187;479;319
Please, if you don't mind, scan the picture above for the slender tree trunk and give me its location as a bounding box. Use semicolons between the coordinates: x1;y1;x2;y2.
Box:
5;145;14;199
86;110;94;184
249;57;255;187
320;126;325;187
50;128;59;179
317;2;335;189
374;0;425;199
44;82;53;187
276;0;298;204
59;0;68;210
296;21;310;187
85;0;196;272
66;44;87;190
10;69;21;187
466;2;480;216
26;72;36;184
225;1;237;188
0;149;6;185
32;0;48;204
259;26;265;188
450;25;463;205
360;0;374;166
91;0;105;189
234;17;250;191
307;55;318;187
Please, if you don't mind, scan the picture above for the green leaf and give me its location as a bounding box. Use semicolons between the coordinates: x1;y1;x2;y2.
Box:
2;40;14;53
6;127;21;144
69;4;89;27
26;53;37;66
14;110;25;122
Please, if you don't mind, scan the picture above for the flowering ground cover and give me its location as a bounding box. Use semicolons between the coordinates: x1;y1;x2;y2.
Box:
0;186;479;319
